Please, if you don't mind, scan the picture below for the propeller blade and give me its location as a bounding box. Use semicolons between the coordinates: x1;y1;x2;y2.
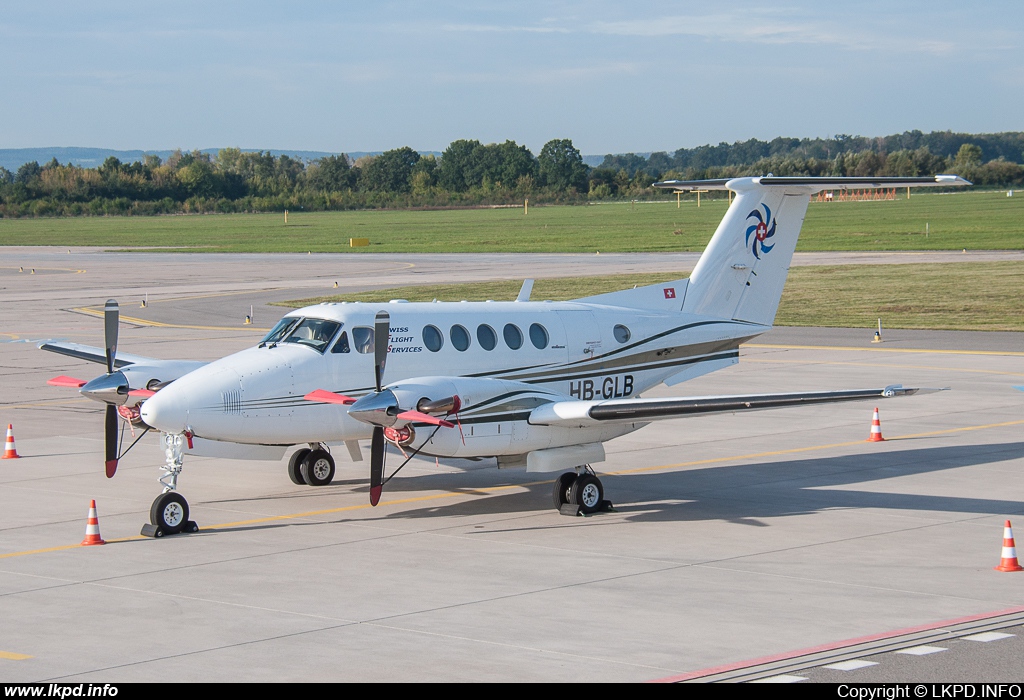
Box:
48;375;88;388
127;388;156;398
369;426;385;506
104;404;118;478
303;389;357;405
395;410;455;428
374;310;390;393
104;299;119;375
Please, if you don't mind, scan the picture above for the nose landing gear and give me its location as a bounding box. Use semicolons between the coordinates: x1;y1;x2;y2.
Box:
552;465;615;516
141;432;199;538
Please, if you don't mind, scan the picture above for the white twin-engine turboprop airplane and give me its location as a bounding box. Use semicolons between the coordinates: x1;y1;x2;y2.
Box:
43;175;967;535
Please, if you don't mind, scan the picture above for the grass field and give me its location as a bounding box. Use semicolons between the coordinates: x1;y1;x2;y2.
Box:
0;189;1020;253
280;261;1024;332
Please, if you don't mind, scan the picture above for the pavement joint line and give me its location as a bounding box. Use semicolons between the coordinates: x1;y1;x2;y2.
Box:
651;606;1024;682
745;357;1024;378
745;343;1024;358
1;418;1021;561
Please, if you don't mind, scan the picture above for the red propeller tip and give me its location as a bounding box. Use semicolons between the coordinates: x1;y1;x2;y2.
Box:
395;410;455;428
105;459;118;479
304;389;356;405
48;375;87;388
370;485;382;506
128;389;155;398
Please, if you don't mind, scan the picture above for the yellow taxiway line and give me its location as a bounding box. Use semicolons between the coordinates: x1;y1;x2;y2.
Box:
1;418;1021;562
70;306;270;333
0;651;33;661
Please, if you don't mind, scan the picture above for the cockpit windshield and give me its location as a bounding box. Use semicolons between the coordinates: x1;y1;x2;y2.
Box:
281;318;342;353
261;317;300;345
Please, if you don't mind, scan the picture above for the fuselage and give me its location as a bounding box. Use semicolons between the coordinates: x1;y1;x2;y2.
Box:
140;298;767;457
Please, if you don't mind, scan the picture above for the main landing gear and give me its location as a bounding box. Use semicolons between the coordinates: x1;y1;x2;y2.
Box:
141;432;199;538
552;465;614;516
287;445;336;487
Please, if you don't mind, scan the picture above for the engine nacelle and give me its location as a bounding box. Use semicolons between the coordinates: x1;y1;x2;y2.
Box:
382;376;632;460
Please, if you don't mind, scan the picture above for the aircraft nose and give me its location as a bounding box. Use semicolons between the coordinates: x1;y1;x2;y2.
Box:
140;383;189;433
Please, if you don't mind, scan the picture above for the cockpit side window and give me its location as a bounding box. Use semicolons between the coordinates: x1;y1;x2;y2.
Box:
261;317;300;345
331;331;351;354
352;327;374;354
281;318;341;353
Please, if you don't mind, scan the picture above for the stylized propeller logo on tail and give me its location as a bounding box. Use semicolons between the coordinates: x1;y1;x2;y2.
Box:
745;204;777;259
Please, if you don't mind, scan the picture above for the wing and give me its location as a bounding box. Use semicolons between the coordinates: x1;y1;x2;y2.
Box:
529;385;946;428
39;341;161;368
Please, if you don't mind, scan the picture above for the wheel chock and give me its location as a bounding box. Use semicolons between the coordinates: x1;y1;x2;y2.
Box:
559;503;581;517
599;500;616;513
140;520;199;538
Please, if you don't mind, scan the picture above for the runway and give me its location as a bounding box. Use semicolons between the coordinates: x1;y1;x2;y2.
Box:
1;249;1022;682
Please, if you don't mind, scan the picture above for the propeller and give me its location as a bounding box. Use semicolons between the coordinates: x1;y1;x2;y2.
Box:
304;310;460;506
102;299;120;478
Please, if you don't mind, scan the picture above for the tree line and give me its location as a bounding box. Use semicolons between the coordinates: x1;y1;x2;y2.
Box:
1;131;1021;218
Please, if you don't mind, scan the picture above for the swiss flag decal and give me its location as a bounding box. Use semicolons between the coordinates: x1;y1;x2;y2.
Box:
663;288;676;299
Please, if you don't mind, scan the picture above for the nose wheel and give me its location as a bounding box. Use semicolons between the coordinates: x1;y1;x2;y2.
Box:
141;492;199;537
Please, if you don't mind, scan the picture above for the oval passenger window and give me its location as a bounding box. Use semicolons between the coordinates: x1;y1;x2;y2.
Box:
613;324;631;343
450;324;470;351
529;323;548;349
423;325;444;352
477;324;497;351
503;324;523;350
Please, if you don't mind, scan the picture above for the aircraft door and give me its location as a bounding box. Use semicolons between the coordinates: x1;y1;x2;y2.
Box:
555;310;603;364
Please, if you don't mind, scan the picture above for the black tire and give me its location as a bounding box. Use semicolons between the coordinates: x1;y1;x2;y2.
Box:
300;449;335;486
150;492;189;535
552;472;577;509
288;448;310;485
569;474;604;515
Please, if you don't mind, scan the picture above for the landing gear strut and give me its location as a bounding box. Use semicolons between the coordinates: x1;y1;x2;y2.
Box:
553;465;614;516
141;432;199;537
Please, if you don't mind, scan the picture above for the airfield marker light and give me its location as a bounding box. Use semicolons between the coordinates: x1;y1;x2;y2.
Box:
867;408;885;442
30;269;35;274
19;267;23;272
873;319;883;343
334;281;338;288
2;424;21;459
141;293;148;308
80;500;106;546
995;520;1023;572
284;210;288;224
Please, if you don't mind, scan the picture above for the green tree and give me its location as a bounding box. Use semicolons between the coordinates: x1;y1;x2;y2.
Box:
438;139;481;192
361;147;420;193
955;143;983;168
538;138;588;191
307;154;353;191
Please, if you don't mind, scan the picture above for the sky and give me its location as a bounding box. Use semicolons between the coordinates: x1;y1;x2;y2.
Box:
2;1;1022;156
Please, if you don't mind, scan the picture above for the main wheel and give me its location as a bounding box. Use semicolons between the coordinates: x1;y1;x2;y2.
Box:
552;472;577;509
300;449;335;486
150;492;189;535
288;448;310;485
569;474;604;515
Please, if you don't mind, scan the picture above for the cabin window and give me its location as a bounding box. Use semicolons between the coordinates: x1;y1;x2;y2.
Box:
281;318;341;354
352;327;374;354
450;324;470;351
503;323;523;350
613;324;631;343
529;323;549;349
423;324;444;352
331;331;350;354
477;324;497;351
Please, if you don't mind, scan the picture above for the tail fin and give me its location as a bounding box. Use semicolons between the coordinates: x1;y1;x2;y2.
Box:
655;175;969;326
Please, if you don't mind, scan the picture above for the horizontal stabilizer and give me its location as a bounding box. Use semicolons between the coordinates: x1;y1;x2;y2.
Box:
654;175;970;193
529;385;946;428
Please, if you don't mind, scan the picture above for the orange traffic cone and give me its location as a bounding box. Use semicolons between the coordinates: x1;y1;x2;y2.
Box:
995;520;1023;572
80;500;106;546
867;408;885;442
2;424;20;459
